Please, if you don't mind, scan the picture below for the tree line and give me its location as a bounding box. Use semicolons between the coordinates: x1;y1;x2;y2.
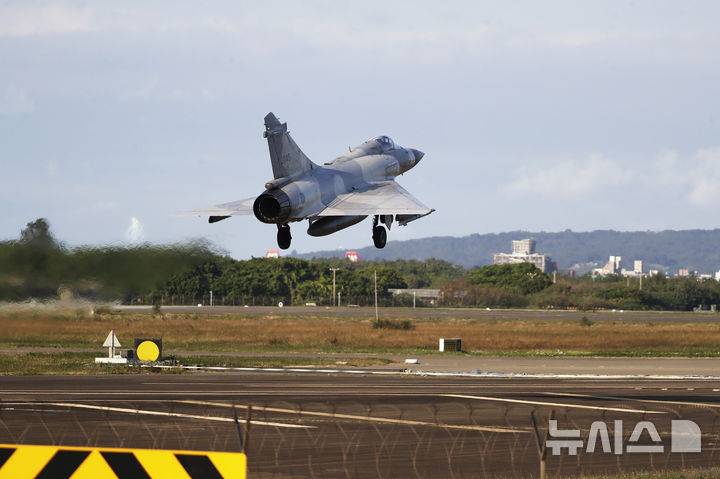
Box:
3;219;720;311
0;219;463;306
441;265;720;311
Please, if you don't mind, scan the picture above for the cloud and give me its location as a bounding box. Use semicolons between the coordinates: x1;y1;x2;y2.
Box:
0;88;35;115
0;4;93;36
502;154;628;198
502;148;720;208
665;148;720;206
121;78;218;103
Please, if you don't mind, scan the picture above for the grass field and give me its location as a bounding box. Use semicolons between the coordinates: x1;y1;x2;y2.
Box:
1;309;720;357
0;351;392;375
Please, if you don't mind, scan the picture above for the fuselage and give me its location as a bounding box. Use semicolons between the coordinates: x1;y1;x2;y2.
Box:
253;136;423;234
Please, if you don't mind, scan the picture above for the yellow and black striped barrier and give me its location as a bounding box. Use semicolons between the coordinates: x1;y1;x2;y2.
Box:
0;444;246;478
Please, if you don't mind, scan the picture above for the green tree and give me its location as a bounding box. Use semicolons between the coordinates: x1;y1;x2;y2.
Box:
468;263;551;294
20;218;57;247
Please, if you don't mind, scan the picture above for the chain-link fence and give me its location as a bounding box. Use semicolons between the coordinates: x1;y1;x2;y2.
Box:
1;398;718;478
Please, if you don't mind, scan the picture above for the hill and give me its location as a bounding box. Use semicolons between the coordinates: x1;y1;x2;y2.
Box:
295;229;720;274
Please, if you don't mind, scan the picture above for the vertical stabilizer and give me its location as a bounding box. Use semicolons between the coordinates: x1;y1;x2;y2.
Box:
263;112;315;179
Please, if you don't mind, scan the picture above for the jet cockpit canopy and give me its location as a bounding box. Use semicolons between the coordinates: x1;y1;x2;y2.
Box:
375;136;395;151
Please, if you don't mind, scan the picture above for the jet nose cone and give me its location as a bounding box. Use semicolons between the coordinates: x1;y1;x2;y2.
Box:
410;149;425;163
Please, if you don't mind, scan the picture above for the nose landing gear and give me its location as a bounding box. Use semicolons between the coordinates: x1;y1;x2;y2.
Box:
277;224;292;249
372;216;387;249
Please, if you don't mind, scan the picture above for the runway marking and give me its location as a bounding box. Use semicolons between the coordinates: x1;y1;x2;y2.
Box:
23;402;314;429
441;394;665;414
147;364;403;375
543;392;720;409
414;371;720;380
0;408;67;413
1;383;714;397
141;364;720;380
179;400;528;434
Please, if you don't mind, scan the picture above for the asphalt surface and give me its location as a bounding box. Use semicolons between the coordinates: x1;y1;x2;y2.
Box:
2;373;720;478
117;304;720;323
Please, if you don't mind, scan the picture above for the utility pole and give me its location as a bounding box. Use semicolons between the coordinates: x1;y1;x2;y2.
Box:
374;269;379;321
329;268;339;307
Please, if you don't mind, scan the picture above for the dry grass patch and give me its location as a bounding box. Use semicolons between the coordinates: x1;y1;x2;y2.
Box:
1;310;720;356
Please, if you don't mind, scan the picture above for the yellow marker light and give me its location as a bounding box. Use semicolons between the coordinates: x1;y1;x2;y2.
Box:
136;341;160;361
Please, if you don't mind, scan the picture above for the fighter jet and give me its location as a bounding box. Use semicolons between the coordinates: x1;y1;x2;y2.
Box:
184;112;433;249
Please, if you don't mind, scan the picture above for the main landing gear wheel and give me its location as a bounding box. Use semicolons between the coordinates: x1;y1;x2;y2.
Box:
372;215;387;249
373;226;387;248
372;222;387;249
277;224;292;250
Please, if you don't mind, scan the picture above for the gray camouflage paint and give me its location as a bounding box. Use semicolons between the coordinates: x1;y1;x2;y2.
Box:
185;112;432;244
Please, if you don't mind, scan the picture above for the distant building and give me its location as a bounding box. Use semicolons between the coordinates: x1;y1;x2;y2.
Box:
388;288;440;298
512;238;536;254
620;260;645;277
265;250;280;258
634;260;643;274
606;256;622;274
593;255;646;276
558;269;577;278
345;251;359;262
594;256;649;277
492;238;555;273
387;288;440;304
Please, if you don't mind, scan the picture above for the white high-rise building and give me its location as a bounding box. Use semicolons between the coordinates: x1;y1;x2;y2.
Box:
634;260;643;274
608;256;622;274
493;238;555;273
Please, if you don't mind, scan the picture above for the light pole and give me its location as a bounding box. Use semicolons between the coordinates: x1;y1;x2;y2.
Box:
374;269;379;321
329;268;340;307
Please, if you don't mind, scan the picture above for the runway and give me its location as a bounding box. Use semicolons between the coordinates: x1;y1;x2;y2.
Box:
2;373;719;477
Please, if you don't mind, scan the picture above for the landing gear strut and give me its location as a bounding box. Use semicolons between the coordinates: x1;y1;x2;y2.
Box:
277;224;291;250
372;215;387;249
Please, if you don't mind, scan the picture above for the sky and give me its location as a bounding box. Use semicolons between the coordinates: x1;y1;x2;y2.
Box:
2;1;720;259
